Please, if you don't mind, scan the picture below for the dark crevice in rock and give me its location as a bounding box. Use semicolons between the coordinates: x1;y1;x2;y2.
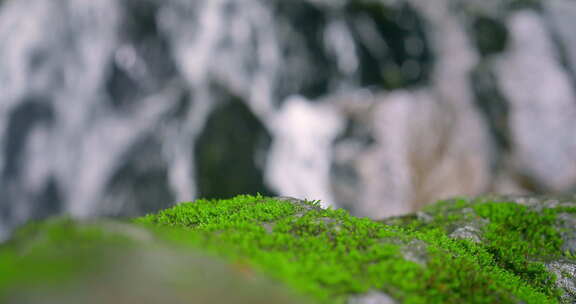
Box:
469;63;512;177
471;16;509;57
31;178;63;221
331;117;375;212
106;0;177;111
195;94;275;199
167;89;192;121
271;0;335;100
2;98;54;179
470;65;511;153
346;1;433;89
542;14;576;97
507;0;543;12
102;136;175;217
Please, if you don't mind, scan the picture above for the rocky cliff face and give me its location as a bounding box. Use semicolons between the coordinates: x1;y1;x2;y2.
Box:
1;0;576;238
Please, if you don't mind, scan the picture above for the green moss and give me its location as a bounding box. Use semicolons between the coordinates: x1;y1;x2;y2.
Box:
135;195;559;303
472;203;562;295
1;194;571;303
0;218;140;296
400;197;571;301
412;233;551;303
136;195;408;303
551;206;576;214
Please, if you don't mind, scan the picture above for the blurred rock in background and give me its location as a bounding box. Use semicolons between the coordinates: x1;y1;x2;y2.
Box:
1;0;576;239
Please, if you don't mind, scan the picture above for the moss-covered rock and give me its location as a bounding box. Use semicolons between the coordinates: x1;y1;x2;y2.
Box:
1;194;575;303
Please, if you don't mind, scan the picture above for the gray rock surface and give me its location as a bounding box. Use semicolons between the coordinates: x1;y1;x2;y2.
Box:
448;225;483;243
349;291;398;304
548;261;576;304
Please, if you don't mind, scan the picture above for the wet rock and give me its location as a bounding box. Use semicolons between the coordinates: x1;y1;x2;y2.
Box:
274;196;324;213
547;261;576;303
349;291;398;304
415;211;433;223
557;213;576;255
399;239;428;265
449;225;483;243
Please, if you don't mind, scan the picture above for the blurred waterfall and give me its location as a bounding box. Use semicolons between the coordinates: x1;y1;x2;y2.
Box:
1;0;576;240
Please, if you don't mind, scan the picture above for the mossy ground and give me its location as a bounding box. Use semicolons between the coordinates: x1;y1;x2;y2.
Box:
0;218;139;295
1;194;574;303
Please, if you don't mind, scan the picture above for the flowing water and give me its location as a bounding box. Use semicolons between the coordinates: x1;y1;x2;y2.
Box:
1;0;576;240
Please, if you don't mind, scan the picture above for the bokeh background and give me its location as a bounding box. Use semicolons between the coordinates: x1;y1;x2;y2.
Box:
1;0;576;240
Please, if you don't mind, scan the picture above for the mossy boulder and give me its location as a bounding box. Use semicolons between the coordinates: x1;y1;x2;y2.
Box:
1;194;576;303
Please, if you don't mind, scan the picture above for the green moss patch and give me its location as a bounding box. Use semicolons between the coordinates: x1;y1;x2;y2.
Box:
0;218;139;294
135;195;561;303
0;216;309;304
398;197;576;302
1;194;574;303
